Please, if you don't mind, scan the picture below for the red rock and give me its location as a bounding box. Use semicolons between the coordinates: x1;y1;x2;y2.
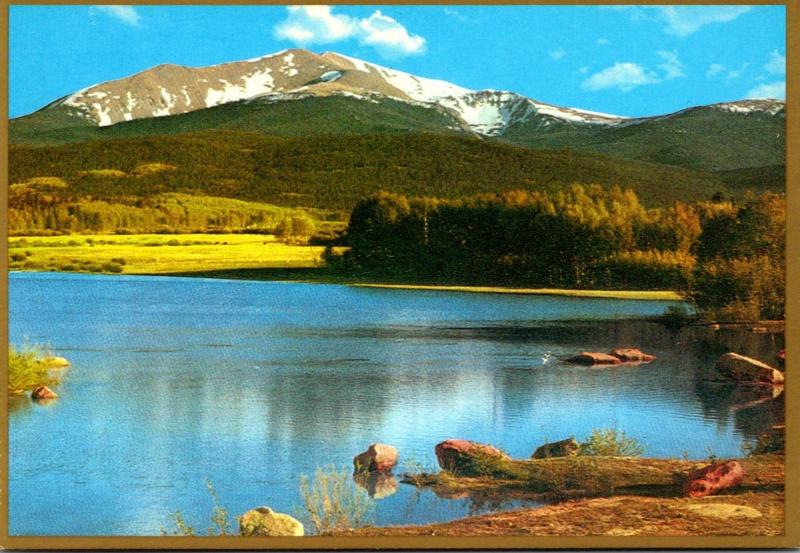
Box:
566;352;622;366
714;353;783;385
353;443;398;473
435;439;509;475
682;461;745;498
31;386;58;400
608;348;656;363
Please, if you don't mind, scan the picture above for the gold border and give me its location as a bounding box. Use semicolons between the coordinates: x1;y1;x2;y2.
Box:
1;0;797;549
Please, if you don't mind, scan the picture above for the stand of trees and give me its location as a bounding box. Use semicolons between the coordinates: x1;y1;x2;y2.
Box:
341;186;785;320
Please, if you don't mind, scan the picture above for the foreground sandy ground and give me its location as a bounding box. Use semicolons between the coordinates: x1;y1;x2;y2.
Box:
344;455;784;537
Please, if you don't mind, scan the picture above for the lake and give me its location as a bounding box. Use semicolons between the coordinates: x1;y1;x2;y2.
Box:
8;272;784;535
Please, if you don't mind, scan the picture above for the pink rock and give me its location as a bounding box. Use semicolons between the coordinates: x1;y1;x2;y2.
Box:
31;386;58;400
435;439;509;475
608;348;656;363
682;461;745;498
566;352;622;366
353;443;398;473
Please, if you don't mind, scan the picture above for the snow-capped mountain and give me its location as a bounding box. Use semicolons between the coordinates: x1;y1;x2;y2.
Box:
54;48;632;135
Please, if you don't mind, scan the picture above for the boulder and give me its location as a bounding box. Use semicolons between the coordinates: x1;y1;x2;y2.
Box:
238;507;304;537
682;460;744;498
31;386;58;400
714;353;784;385
566;352;622;366
608;348;655;363
435;439;509;475
531;437;579;459
353;443;398;473
42;356;70;369
353;471;398;499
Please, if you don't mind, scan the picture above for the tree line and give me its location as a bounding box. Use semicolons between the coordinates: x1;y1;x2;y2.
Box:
338;185;785;320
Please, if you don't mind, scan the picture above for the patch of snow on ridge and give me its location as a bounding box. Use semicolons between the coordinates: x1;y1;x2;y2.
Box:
713;100;784;116
376;65;470;102
281;52;298;77
92;103;113;126
204;69;275;108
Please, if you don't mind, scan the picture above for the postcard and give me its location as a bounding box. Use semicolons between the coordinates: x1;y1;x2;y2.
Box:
2;3;796;549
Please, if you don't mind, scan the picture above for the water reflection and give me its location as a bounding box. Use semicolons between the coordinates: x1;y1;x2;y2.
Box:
353;472;398;499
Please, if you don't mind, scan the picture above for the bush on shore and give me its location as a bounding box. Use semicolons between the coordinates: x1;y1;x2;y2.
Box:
8;345;52;396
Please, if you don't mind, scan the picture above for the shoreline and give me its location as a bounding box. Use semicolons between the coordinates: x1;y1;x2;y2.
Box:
10;267;684;301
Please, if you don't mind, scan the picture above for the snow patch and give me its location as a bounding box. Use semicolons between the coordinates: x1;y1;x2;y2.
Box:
204;69;275;108
92;103;113;126
320;70;342;82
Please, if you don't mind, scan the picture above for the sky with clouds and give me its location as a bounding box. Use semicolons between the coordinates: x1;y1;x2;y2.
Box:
9;4;786;118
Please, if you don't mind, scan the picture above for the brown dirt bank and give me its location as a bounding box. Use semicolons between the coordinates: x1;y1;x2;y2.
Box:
342;455;784;537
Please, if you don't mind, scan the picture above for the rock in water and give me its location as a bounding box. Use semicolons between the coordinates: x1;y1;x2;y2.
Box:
566;352;622;366
238;507;304;537
31;386;58;400
531;438;579;459
682;461;744;498
435;439;509;475
608;348;656;363
713;353;784;384
353;443;398;473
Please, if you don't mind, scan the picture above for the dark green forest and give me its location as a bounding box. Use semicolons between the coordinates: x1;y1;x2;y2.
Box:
339;186;785;320
8;131;781;220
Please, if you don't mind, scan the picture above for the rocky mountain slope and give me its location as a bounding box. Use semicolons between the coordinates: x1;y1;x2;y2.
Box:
12;48;785;172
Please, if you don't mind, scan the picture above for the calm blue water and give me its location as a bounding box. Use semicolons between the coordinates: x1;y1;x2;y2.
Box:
8;272;783;535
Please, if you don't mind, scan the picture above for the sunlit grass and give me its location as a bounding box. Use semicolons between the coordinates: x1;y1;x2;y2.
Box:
353;283;682;301
8;344;52;396
9;234;338;274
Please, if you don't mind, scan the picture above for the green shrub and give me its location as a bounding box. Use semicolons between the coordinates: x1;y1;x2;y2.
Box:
100;262;124;273
297;466;373;535
578;428;645;457
8;344;52;395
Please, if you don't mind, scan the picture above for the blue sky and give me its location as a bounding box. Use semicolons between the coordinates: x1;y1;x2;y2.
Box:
9;4;786;118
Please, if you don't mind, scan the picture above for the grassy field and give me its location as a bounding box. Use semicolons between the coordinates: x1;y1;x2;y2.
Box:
9;234;331;274
9;234;684;300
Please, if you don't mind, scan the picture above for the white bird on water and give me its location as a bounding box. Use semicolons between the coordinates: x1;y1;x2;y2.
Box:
541;351;553;364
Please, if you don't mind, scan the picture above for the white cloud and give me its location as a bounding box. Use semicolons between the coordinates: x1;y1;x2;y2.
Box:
358;11;426;57
726;62;749;80
274;6;355;44
578;66;589;74
581;62;660;92
274;5;425;57
764;50;785;75
443;7;468;22
706;63;725;78
657;50;685;80
549;49;566;61
746;81;785;99
607;6;752;37
657;6;752;37
596;38;611;45
94;5;140;27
